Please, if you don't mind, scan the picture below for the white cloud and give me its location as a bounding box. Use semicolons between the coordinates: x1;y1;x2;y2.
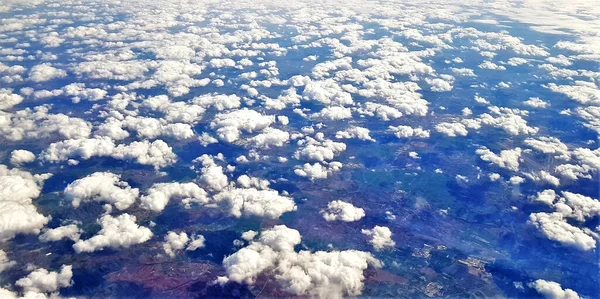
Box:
186;234;206;251
476;147;522;171
10;149;35;166
196;154;229;192
294;138;346;162
28;63;66;82
213;187;297;219
425;78;453;92
530;279;580;299
435;122;468;137
528;212;596;251
41;137;178;169
16;265;73;293
524;97;549;108
0;165;50;241
222;225;382;298
312;106;352;120
163;231;189;257
39;223;82;243
335;126;375;142
294;162;342;180
62;83;107;102
140;182;208;212
249;127;290;148
64;172;139;210
210;109;274;143
0;106;92;141
320;200;365;222
478;61;506;70
73;213;153;253
0;250;15;273
388;125;430;138
0;89;23;110
361;226;395;250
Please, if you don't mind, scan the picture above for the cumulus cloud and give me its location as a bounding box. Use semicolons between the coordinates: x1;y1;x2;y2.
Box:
222;225;382;298
529;279;580;299
213;187;297;219
335;126;375;142
320;200;365;222
524;97;549;108
388;125;430;138
163;231;190;258
16;265;73;293
41;137;178;169
528;212;596;251
64;172;139;210
9;149;35;166
28;63;66;82
39;224;82;242
0;89;23;110
210;109;274;143
294;161;343;180
476;147;522;171
0;106;92;141
435;122;468;137
0;165;50;241
140;182;208;212
73;213;153;253
361;226;395;250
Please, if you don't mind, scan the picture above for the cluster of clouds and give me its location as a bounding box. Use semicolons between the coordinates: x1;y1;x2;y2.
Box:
220;225;382;298
529;190;600;251
0;0;598;297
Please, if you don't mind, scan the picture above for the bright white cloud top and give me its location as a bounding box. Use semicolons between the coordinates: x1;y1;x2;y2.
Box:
0;0;598;297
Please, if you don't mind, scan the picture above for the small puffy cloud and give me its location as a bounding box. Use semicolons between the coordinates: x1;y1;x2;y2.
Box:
64;172;139;210
320;200;365;222
0;165;50;241
425;78;453;92
73;213;153;253
294;161;343;180
195;155;229;192
9;149;35;166
250;127;290;148
435;122;468;137
222;225;382;298
478;61;506;70
186;234;206;251
294;139;346;162
28;63;66;82
39;224;82;242
476;147;522;171
163;231;190;258
529;279;580;299
388;125;430;138
0;89;23;110
210;109;274;143
140;182;208;212
531;190;557;206
41;137;178;169
362;226;395;250
62;83;107;102
524;97;549;108
335;126;375;142
312;106;353;120
213;187;297;219
524;137;570;160
528;212;596;251
16;265;73;293
236;175;270;190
